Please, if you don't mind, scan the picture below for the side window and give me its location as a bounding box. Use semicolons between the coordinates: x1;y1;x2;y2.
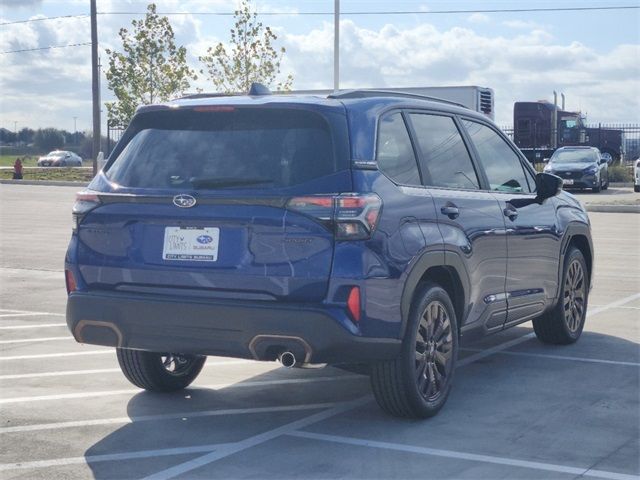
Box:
376;113;421;185
462;120;532;193
409;113;480;189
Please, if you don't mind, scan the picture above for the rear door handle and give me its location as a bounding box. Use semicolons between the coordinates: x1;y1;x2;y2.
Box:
440;205;460;219
503;206;518;221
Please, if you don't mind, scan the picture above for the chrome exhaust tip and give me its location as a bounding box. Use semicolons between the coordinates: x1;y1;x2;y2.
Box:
278;351;296;368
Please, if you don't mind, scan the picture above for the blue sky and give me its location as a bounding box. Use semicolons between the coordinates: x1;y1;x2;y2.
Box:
1;0;639;132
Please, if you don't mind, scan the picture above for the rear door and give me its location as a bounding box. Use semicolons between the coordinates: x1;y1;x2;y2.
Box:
460;118;561;327
406;112;508;333
76;105;351;303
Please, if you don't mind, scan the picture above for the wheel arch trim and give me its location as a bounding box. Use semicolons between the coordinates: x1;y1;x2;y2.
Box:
399;250;470;338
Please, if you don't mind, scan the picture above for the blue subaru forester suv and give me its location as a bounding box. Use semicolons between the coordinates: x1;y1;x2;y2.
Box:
66;86;593;418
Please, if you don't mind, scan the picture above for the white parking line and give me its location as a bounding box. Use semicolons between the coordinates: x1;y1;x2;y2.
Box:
0;336;71;345
462;349;640;367
287;431;638;480
459;291;640;367
0;308;65;317
0;375;364;405
1;402;342;434
0;350;111;361
141;292;640;480
0;323;66;330
0;313;57;318
142;397;370;480
0;442;236;472
0;359;254;380
587;292;640;317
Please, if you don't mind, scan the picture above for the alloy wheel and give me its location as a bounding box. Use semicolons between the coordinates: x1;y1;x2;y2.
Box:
161;354;198;376
563;259;586;332
415;301;454;401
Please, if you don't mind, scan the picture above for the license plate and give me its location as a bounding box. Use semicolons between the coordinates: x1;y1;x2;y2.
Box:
163;227;219;262
563;179;574;185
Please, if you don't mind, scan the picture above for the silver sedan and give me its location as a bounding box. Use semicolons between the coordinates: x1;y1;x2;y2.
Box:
37;150;83;167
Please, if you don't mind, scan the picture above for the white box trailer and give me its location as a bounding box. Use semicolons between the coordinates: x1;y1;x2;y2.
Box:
291;86;495;120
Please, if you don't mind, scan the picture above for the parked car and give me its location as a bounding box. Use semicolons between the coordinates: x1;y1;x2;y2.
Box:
635;158;640;193
38;150;83;167
543;146;608;192
65;85;593;418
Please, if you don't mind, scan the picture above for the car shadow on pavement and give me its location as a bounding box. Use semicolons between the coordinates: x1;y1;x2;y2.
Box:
83;329;639;479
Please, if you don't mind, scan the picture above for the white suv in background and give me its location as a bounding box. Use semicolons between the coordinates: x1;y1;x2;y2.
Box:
634;158;640;193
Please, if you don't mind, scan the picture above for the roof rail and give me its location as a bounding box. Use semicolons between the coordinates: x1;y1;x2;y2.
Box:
328;89;467;109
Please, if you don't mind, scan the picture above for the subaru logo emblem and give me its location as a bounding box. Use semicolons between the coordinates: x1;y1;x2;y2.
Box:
173;194;197;208
196;235;213;244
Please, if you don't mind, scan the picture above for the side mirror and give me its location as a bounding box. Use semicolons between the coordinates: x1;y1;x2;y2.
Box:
543;158;550;163
535;172;562;201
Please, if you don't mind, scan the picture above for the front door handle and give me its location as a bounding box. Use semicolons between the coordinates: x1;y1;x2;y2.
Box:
503;206;518;221
440;205;460;219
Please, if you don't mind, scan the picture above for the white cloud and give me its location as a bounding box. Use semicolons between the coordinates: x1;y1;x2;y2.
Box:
1;9;639;129
281;20;640;124
467;13;490;24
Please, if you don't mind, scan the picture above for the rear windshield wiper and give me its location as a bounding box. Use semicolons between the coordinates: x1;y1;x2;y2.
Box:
189;177;275;189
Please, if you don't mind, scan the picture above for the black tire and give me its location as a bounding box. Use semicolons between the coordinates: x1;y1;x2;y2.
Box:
592;182;601;193
634;185;640;193
370;282;458;418
533;247;588;345
116;349;206;392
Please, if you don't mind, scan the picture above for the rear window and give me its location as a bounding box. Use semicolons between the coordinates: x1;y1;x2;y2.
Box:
106;108;345;190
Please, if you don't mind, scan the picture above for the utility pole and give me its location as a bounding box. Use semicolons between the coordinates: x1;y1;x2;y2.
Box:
333;0;339;93
90;0;100;176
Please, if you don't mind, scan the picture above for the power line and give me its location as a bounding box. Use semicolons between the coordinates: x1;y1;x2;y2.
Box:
0;14;89;26
0;42;91;55
98;5;640;16
1;4;638;25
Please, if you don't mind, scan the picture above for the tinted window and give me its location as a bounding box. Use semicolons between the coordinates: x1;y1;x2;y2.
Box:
107;108;343;189
376;113;421;185
409;114;479;189
463;120;531;193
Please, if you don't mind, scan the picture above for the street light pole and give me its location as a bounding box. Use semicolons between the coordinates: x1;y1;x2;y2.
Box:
90;0;100;176
333;0;340;93
73;116;78;145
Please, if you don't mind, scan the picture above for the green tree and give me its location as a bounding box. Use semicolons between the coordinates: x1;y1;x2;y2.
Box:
34;128;65;152
105;3;197;125
199;0;293;93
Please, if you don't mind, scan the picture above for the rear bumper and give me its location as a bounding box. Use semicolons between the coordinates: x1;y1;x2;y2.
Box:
66;291;400;364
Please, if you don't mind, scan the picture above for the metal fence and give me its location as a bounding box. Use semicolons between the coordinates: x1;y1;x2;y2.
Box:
499;123;640;164
106;120;127;157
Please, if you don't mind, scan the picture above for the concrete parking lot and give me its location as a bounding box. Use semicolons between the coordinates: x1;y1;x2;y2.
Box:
0;184;639;480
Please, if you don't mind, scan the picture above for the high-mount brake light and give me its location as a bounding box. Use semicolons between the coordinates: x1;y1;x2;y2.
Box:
193;106;235;112
286;193;382;240
72;190;101;233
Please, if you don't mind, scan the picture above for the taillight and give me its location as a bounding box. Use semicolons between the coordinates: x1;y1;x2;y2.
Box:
286;193;382;240
347;286;361;322
72;190;101;232
65;269;77;294
335;194;381;240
